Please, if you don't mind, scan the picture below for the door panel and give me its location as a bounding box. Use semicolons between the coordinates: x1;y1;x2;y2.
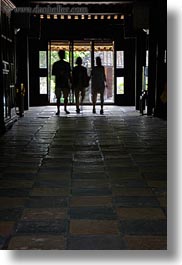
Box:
114;39;135;106
29;40;49;106
38;50;48;105
114;45;125;105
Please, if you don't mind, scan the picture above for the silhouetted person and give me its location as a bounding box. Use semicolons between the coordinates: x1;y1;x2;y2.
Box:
91;56;107;114
52;50;71;115
72;57;89;113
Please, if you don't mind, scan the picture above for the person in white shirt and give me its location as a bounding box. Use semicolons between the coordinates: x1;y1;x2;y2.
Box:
72;57;89;113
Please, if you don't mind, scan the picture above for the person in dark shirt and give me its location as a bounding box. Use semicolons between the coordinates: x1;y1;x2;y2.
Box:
72;57;89;113
91;56;107;114
52;50;71;115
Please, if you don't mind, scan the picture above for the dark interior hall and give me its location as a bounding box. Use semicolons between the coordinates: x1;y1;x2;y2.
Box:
0;0;167;250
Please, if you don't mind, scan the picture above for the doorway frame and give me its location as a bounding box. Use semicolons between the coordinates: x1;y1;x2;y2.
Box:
47;39;115;105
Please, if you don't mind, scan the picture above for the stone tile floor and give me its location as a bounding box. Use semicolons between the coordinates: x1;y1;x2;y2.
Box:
0;106;167;250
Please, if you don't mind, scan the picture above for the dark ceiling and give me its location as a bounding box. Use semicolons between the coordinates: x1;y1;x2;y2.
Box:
11;0;136;9
12;0;134;4
11;0;136;16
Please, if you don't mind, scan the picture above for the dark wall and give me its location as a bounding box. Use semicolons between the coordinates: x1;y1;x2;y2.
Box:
124;38;135;106
148;0;167;117
29;39;39;106
40;19;124;41
0;0;16;133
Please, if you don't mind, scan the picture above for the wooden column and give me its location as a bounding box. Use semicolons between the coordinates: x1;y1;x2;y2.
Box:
154;0;167;118
147;2;158;116
16;30;29;110
0;0;16;133
0;0;4;133
135;29;146;110
147;0;167;117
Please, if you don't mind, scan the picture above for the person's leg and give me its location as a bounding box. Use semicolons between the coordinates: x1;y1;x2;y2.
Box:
81;88;85;104
80;88;85;111
100;92;104;114
75;89;80;113
63;88;70;114
55;88;61;115
56;97;60;115
92;91;97;113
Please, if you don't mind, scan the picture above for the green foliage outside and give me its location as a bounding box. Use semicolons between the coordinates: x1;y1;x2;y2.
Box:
49;50;91;103
117;77;124;95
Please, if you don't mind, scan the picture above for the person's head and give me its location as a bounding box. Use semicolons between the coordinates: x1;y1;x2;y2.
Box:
96;56;102;66
76;57;82;65
58;50;65;60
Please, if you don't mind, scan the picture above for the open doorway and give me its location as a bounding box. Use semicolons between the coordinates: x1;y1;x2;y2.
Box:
94;41;114;103
48;40;114;104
